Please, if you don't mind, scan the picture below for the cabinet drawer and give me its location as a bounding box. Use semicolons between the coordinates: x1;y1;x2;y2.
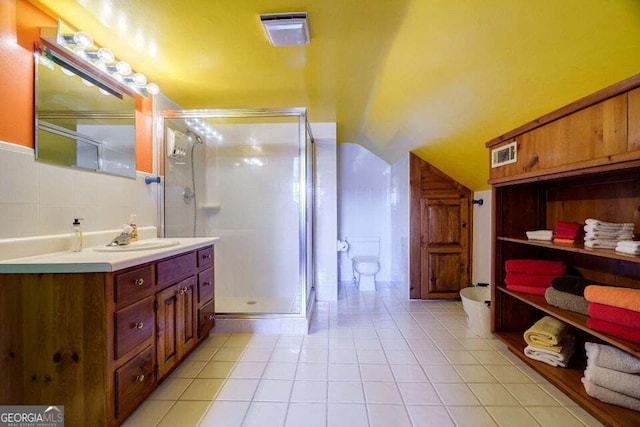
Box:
198;299;215;339
115;346;154;419
114;265;154;308
198;268;214;304
114;297;154;360
157;251;197;287
197;246;214;268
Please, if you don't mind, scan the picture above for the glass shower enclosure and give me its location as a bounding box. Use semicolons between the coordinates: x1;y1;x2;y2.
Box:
158;109;314;319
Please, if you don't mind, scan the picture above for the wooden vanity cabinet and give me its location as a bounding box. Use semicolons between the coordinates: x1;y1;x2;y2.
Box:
0;244;215;427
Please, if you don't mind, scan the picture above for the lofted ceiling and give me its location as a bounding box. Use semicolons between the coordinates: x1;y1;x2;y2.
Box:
29;0;640;190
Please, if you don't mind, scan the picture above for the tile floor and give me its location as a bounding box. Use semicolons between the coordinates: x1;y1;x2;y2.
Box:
124;283;604;426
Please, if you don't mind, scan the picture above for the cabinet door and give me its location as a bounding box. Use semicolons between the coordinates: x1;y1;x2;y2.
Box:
156;283;179;379
177;276;197;358
420;198;470;299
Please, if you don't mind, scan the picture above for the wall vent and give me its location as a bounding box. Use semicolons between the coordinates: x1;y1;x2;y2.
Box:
491;141;517;168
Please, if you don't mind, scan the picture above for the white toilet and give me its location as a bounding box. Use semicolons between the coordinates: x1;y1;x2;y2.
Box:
345;236;380;291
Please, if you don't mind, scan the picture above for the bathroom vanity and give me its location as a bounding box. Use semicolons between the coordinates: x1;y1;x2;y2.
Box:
0;237;218;426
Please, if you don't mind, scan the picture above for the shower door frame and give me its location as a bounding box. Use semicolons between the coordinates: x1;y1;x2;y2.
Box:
155;108;314;320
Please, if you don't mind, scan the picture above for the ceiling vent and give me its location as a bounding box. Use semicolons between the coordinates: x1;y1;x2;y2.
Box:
260;12;310;47
491;140;518;168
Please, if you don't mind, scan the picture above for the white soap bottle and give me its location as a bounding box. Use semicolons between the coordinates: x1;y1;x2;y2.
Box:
71;218;84;252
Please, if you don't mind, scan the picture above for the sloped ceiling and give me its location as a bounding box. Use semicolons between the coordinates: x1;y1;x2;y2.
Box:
30;0;640;189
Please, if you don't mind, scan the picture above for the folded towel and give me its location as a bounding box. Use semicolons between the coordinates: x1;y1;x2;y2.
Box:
617;240;640;249
505;260;566;276
585;219;635;229
585;342;640;374
585;364;640;399
505;272;557;288
556;221;583;233
588;318;640;344
585;225;635;235
506;284;548;296
553;237;578;244
584;232;634;240
589;303;640;329
524;335;575;367
551;275;588;296
584;285;640;313
584;240;619;249
524;316;570;352
615;248;640;256
582;377;640;412
526;230;553;241
545;287;589;316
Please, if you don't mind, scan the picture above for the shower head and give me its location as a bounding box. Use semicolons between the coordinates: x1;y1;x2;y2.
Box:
186;129;204;145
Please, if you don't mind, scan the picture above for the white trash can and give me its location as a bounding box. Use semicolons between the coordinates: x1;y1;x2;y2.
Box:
460;286;492;338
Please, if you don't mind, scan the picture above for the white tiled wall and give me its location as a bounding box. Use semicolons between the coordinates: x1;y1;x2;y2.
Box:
0;140;157;239
338;143;392;282
390;154;410;298
472;189;492;285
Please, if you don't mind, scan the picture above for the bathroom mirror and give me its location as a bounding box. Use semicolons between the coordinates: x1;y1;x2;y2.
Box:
35;53;137;178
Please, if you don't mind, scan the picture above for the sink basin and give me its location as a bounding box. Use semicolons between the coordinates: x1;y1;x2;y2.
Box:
93;239;180;252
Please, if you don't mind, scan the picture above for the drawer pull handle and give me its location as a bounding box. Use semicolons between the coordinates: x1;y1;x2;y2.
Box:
134;278;144;286
206;314;215;321
179;287;189;296
202;254;211;259
136;374;145;382
134;322;144;329
203;281;212;287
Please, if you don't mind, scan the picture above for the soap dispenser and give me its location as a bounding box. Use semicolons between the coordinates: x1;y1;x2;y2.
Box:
71;218;84;252
129;214;138;242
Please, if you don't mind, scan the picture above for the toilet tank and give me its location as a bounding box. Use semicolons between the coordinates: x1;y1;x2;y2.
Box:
346;236;380;258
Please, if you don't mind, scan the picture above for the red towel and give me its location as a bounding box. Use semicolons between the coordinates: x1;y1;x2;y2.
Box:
505;260;566;276
506;284;548;296
556;221;583;233
588;303;640;329
504;273;556;288
587;318;640;344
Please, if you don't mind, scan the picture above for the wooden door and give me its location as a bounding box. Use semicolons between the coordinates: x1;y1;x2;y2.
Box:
410;154;473;299
420;198;470;299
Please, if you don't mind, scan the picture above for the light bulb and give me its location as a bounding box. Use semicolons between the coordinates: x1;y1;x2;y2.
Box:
73;31;93;48
145;82;160;95
94;60;107;71
61;66;76;77
99;88;112;96
115;61;131;75
73;47;87;59
132;72;147;86
81;79;94;87
97;47;115;63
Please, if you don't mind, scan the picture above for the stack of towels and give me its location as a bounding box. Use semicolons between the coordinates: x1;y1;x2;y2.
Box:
526;229;553;241
582;342;640;411
615;240;640;256
584;285;640;344
584;218;634;250
544;275;590;316
523;316;575;367
504;259;566;296
553;221;583;245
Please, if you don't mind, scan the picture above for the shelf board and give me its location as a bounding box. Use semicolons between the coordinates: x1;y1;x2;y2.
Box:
498;237;640;263
496;331;640;427
498;287;640;357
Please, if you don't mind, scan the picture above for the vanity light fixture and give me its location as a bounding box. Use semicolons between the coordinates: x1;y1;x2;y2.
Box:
43;20;160;97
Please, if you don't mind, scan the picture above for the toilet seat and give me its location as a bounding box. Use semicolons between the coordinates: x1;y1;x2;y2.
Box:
352;256;380;275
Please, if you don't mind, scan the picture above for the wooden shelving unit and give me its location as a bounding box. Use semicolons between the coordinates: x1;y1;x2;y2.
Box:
488;74;640;427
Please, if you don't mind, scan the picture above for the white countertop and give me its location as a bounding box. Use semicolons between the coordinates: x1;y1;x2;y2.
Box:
0;237;219;274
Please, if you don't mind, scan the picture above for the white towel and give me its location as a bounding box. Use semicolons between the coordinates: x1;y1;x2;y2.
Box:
584;224;634;233
584;240;618;249
615;247;640;256
526;230;553;241
524;335;575;367
616;240;640;249
584;364;640;399
584;231;634;240
582;378;640;411
585;342;640;374
585;218;635;230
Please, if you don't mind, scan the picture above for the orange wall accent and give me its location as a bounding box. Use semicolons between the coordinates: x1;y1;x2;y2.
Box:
0;0;153;173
